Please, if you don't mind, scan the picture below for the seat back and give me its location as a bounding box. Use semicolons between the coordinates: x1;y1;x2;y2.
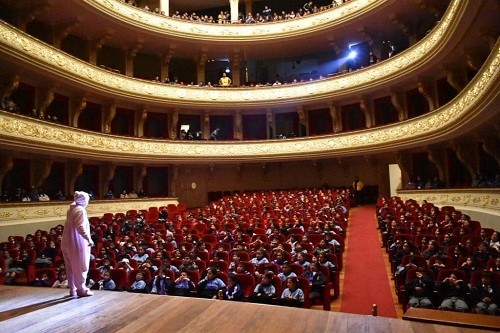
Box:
109;269;128;290
35;268;57;286
235;273;256;299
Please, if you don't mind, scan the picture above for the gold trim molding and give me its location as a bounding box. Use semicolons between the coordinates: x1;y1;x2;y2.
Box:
85;0;386;41
0;0;472;108
0;38;498;163
0;198;178;227
397;189;500;215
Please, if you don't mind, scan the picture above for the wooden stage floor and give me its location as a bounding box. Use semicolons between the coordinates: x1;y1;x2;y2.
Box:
0;285;492;333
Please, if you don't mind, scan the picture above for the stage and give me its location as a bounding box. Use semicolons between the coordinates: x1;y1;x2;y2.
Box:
0;285;490;332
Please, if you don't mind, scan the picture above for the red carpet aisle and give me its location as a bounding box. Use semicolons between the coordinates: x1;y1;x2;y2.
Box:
340;206;397;318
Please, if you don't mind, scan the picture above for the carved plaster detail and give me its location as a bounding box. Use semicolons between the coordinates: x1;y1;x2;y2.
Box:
0;0;468;108
84;0;384;40
0;40;497;162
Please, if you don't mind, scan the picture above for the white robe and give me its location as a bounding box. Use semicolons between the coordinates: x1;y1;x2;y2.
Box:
61;193;92;294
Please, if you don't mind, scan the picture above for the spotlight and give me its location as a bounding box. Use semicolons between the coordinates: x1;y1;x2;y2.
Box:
225;67;231;73
348;51;357;59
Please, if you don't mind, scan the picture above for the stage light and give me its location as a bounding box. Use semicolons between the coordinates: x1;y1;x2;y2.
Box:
225;67;231;73
348;51;357;59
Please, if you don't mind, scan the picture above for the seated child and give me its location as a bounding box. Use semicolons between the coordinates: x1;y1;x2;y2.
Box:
278;261;297;282
280;277;304;308
150;266;174;295
198;267;226;299
224;274;243;301
252;271;276;304
33;273;51;287
97;258;114;275
228;253;241;271
304;262;326;300
52;270;69;288
472;272;499;315
233;262;250;275
173;271;196;297
98;271;116;291
128;272;148;293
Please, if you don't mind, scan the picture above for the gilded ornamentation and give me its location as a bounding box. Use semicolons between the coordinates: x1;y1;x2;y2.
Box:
398;190;500;215
85;0;382;40
0;0;466;108
0;199;178;226
0;1;496;163
34;209;50;216
0;212;12;218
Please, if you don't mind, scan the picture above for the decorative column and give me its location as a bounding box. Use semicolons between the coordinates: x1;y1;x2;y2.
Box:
52;22;78;49
197;49;208;85
266;108;274;139
244;0;253;18
203;111;210;140
229;0;239;23
329;103;342;133
15;4;48;32
88;33;111;66
125;41;143;77
0;155;14;193
234;110;242;140
32;159;53;189
102;102;116;134
297;106;308;137
395;151;412;187
231;50;241;86
66;160;83;195
453;140;480;180
427;147;447;184
135;166;147;193
418;80;438;111
99;164;116;197
161;46;176;82
464;47;483;71
170;165;179;197
170;109;179;139
359;98;374;128
390;91;407;121
481;138;500;166
70;95;86;127
136;107;148;137
1;73;20;102
443;66;466;92
159;0;169;16
35;83;56;119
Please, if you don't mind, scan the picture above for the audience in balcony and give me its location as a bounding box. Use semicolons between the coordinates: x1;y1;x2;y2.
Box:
121;0;345;24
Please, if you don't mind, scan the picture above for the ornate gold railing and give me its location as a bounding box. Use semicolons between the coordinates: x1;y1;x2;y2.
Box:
0;0;474;108
0;35;497;163
397;189;500;216
83;0;385;41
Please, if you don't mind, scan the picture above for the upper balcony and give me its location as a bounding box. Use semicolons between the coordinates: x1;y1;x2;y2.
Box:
1;0;446;62
0;0;490;110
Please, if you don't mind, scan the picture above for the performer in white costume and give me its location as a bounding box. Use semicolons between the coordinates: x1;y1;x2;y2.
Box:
61;191;94;297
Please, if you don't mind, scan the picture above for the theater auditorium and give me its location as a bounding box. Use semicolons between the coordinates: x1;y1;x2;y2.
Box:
0;0;498;332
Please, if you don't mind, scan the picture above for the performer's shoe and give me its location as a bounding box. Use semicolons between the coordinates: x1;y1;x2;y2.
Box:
69;290;77;297
77;290;94;297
